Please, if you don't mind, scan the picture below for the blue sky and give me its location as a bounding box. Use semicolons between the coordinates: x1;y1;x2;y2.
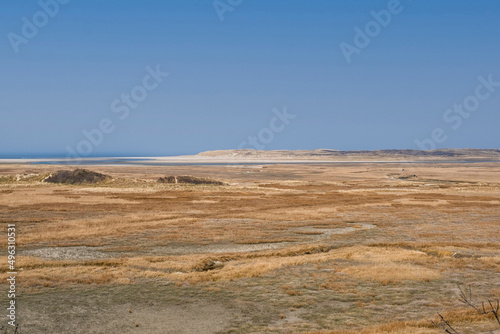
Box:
1;0;499;157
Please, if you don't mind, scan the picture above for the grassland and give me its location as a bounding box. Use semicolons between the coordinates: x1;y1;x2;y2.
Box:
0;162;499;333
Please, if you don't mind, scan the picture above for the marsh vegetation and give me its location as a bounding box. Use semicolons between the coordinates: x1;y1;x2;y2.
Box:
0;162;498;333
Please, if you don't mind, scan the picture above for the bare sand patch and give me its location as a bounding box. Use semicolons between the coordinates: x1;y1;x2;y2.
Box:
21;246;109;261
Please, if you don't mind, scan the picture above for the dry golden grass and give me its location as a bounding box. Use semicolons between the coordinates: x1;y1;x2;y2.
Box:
0;162;499;332
338;263;440;283
303;308;499;334
0;245;447;287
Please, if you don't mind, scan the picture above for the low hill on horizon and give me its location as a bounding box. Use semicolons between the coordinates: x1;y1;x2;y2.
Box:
197;148;500;161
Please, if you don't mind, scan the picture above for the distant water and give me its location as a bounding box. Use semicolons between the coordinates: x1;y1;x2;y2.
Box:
27;159;500;166
33;158;153;165
1;154;499;166
0;154;67;159
0;154;182;159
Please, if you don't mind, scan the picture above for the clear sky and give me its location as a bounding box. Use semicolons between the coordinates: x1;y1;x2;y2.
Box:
1;0;499;157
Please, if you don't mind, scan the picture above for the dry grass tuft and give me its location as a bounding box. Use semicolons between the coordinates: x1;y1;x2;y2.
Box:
338;263;440;283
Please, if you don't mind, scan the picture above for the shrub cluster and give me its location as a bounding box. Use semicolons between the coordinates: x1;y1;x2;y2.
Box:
44;169;111;184
157;175;224;185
